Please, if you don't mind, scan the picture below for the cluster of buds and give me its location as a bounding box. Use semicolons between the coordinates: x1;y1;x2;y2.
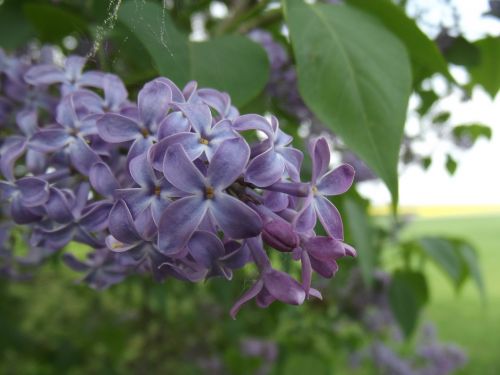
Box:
0;49;355;317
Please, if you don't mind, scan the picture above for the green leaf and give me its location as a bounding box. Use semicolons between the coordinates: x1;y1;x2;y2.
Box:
419;237;463;287
388;269;428;337
283;0;412;204
343;196;375;284
457;242;485;299
0;1;36;50
23;3;88;43
416;89;439;116
432;111;451;124
468;36;500;98
346;0;451;82
445;154;457;175
118;1;269;106
452;123;492;145
444;36;480;67
281;354;329;375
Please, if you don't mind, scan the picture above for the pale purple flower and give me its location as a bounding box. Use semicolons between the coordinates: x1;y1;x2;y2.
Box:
295;137;355;239
158;138;262;255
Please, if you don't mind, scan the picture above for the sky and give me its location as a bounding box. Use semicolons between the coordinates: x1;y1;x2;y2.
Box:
357;0;500;207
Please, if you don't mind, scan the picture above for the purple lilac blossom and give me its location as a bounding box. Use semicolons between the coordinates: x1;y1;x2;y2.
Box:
0;49;356;316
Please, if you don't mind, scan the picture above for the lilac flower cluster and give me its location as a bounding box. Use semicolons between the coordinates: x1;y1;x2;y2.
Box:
0;48;356;317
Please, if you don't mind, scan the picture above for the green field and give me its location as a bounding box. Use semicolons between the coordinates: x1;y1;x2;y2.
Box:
400;214;500;375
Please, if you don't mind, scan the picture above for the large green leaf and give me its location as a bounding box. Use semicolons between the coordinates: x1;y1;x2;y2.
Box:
0;1;36;50
468;36;500;98
118;1;269;106
419;237;464;287
388;269;428;337
283;0;412;204
23;3;88;43
347;0;451;82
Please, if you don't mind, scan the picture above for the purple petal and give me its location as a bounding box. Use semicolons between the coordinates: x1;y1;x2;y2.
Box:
162;143;205;194
303;236;346;261
24;64;65;85
89;162;119;197
277;147;303;181
45;188;74;223
155;77;185;103
115;188;151;218
230;279;264;319
97;113;140;143
245;148;283;187
102;73;128;109
261;219;298;252
108;200;142;244
80;202;112;232
79;71;106;88
317;164;355;196
16;109;38;136
314;195;343;240
210;193;262;239
152;132;203;167
138;80;172;127
197;88;230;117
0;137;26;181
157;111;190;139
129;153;156;189
10;196;42;224
188;230;225;268
68;137;100;175
310;137;330;183
176;103;212;135
294;199;316;234
30;129;71;152
232;114;274;140
220;242;249;269
64;56;86;80
263;269;305;305
208;137;249;190
263;191;289;212
309;256;338;278
17;177;49;207
157;196;208;255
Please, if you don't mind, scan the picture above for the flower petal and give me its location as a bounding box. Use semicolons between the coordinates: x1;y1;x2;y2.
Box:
263;269;305;305
158;196;208;255
0;137;26;181
245;147;283;187
97;113;140;143
129;152;156;189
157;111;190;139
310;137;330;183
208;137;249;190
89;162;119;197
162;143;205;194
68;136;100;175
138;79;172;127
210;193;262;239
176;103;212;135
108;200;142;244
24;64;65;85
314;195;343;240
230;279;264;319
188;230;225;268
317;164;355;196
17;177;49;207
303;236;346;261
151;132;203;170
30;129;71;152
